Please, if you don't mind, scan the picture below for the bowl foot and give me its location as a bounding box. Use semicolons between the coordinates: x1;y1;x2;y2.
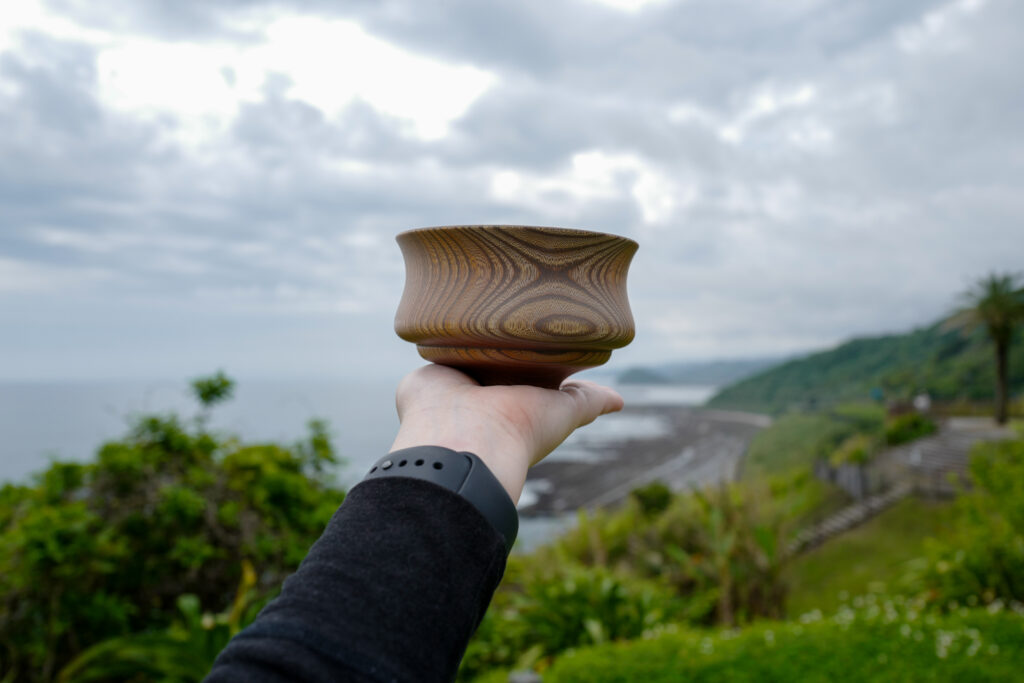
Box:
417;346;611;389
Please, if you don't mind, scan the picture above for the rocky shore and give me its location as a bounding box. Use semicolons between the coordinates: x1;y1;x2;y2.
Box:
519;404;771;517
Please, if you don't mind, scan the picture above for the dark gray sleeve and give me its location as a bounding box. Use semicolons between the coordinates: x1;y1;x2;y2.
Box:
205;477;508;683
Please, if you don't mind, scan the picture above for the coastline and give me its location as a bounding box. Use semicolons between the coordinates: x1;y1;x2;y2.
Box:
518;403;771;517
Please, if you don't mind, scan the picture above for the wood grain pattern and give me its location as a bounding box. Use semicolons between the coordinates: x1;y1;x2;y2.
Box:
395;225;637;388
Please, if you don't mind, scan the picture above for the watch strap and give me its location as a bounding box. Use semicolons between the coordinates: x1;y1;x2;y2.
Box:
363;446;519;555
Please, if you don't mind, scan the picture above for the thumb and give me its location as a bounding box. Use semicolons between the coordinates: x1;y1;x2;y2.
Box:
558;380;625;428
525;380;624;465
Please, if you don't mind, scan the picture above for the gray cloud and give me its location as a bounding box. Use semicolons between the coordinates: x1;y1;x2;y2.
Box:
1;0;1022;380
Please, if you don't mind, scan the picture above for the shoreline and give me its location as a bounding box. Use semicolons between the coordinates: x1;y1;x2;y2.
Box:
519;404;770;517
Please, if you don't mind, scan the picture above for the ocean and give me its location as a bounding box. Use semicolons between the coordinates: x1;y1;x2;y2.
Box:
0;379;716;487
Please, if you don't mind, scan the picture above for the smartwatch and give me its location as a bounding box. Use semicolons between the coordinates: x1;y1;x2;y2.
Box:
363;446;519;555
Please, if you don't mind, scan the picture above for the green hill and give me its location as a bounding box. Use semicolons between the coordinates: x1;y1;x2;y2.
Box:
707;321;1024;414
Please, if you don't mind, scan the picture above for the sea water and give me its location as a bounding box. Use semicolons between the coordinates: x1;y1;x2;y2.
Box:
0;380;716;485
0;379;399;486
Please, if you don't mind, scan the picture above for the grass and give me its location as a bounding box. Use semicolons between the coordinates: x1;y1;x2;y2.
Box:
933;398;1024;419
784;497;957;617
540;602;1024;682
742;413;854;479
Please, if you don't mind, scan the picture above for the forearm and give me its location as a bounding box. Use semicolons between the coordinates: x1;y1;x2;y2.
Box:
205;477;507;683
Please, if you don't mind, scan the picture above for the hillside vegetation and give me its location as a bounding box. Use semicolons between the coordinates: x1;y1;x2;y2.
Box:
784;497;957;616
541;604;1024;683
707;322;1024;414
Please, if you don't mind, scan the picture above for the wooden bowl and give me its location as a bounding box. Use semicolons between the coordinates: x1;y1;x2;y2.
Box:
395;225;638;388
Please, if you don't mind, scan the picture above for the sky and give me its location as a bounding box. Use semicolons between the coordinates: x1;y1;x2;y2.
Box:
0;0;1021;381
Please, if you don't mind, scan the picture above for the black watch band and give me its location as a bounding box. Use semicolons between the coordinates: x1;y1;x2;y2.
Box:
363;446;519;555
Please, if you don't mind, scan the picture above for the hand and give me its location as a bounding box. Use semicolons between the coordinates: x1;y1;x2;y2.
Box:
390;364;624;503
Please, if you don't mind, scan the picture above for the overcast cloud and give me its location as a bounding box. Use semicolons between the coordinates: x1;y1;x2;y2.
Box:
1;0;1021;381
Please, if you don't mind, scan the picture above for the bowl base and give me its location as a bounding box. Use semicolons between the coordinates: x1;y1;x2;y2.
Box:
416;345;611;389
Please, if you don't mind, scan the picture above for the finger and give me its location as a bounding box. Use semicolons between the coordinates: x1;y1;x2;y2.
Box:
524;381;624;464
559;380;625;424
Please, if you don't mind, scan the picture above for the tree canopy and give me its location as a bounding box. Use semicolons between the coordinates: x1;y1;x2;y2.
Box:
946;272;1024;423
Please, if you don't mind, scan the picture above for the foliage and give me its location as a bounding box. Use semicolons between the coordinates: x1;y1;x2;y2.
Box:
542;598;1024;683
461;472;841;680
464;424;1024;682
933;397;1024;419
459;474;830;680
708;319;1024;414
548;482;799;626
946;272;1024;424
885;413;937;446
915;437;1024;607
469;670;515;683
0;374;345;682
742;403;884;477
459;564;682;680
56;561;260;682
830;433;878;466
629;481;673;516
785;498;957;617
745;403;934;472
947;273;1024;352
191;370;234;409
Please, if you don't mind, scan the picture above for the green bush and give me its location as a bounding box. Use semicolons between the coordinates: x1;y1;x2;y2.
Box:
545;484;790;626
630;481;673;516
914;437;1024;607
830;433;879;465
460;473;834;679
57;562;260;683
544;599;1024;682
0;374;346;682
459;563;682;680
885;413;938;446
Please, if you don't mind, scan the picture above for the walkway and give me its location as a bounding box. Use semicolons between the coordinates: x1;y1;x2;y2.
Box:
794;417;1015;554
871;417;1015;497
788;483;911;554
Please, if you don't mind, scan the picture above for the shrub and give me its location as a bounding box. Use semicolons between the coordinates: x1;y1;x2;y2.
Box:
830;433;879;465
544;476;828;626
914;437;1024;607
630;481;673;516
885;413;938;446
544;599;1024;682
461;472;839;680
459;563;682;680
0;374;346;682
56;562;261;683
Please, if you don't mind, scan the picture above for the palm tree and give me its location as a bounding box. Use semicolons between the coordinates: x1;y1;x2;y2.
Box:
946;273;1024;424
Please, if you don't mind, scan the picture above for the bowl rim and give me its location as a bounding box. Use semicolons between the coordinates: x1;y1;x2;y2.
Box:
396;224;638;248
